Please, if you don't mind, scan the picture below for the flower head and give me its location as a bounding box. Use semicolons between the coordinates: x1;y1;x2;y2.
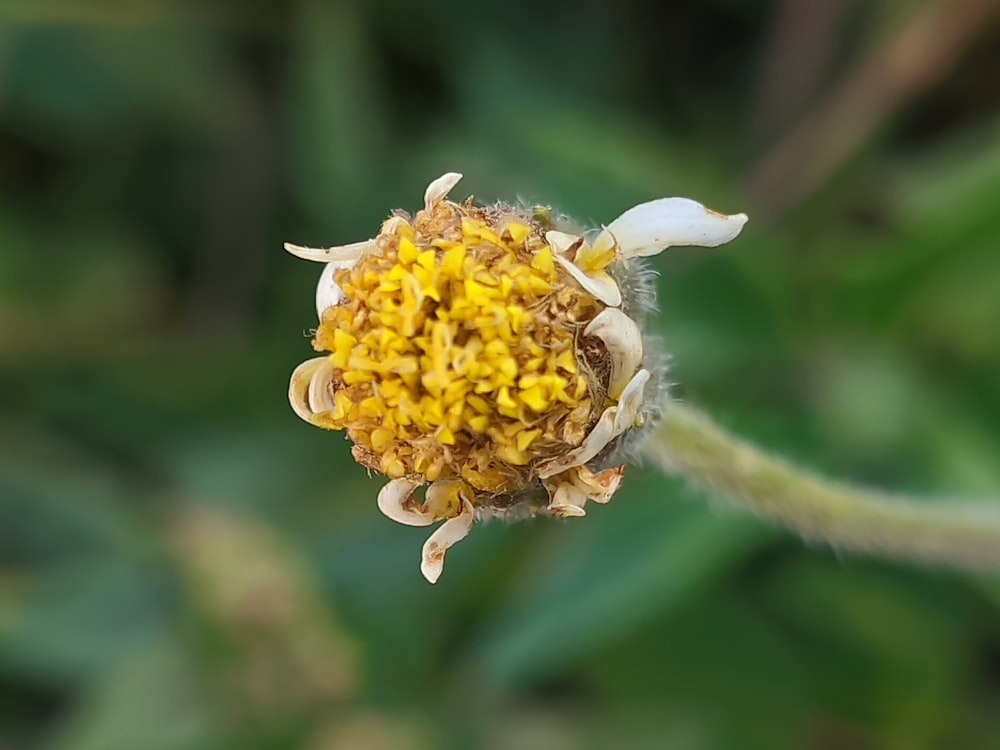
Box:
288;173;747;582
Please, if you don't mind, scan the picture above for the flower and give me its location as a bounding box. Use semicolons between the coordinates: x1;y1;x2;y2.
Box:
288;173;747;582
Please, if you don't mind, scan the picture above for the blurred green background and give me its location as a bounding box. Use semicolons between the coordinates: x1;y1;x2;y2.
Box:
2;0;1000;748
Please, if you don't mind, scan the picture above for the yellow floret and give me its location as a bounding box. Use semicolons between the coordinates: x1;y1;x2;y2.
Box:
311;200;603;496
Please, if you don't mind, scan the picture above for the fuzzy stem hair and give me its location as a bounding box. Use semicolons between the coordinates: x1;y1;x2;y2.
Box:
643;400;1000;570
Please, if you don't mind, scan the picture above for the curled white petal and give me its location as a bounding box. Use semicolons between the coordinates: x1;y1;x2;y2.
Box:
377;478;431;527
572;464;625;504
284;239;375;263
537;369;650;478
606;197;748;259
554;255;622;307
306;358;336;414
612;368;650;434
423;172;463;212
584;308;643;398
545;230;584;257
289;357;333;423
541;465;624;517
546;481;588;518
538;409;615;478
420;498;474;584
315;260;357;318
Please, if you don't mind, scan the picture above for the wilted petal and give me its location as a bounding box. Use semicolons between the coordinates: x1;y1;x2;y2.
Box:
306;357;336;414
537;407;615;478
606;197;748;258
545;480;588;518
554;255;622;307
420;498;474;584
545;230;585;257
423;172;463;212
612;368;650;433
315;260;357;318
377;478;431;527
380;215;406;235
572;464;625;504
284;239;376;263
584;308;643;398
537;368;650;478
288;357;332;423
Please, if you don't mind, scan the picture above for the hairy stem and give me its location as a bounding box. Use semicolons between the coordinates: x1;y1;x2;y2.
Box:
643;400;1000;570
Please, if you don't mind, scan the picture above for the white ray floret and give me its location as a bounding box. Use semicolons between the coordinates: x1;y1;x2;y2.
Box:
545;230;584;257
306;357;336;413
536;368;651;478
571;464;625;504
553;253;622;307
420;498;474;584
377;478;432;527
547;481;588;518
284;239;375;264
584;308;643;398
423;172;464;212
288;356;332;423
612;368;650;433
315;260;357;317
597;197;748;259
543;464;625;517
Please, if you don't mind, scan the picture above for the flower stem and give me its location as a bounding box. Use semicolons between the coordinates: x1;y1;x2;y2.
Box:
642;401;1000;570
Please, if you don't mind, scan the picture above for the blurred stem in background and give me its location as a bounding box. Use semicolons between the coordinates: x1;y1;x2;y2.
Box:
747;0;1000;218
647;402;1000;570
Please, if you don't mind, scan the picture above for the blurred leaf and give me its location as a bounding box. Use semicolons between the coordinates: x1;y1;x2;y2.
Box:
760;558;974;744
285;0;386;231
1;22;242;149
0;429;161;563
46;636;219;750
470;474;770;687
0;560;168;685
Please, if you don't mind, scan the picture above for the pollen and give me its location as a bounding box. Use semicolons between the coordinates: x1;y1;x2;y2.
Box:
310;199;602;497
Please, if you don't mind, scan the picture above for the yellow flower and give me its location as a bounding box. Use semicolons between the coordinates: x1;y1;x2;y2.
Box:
288;173;747;582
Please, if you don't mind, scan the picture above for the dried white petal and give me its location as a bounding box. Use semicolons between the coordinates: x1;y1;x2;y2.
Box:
284;239;375;263
584;308;643;398
423;172;463;212
288;357;332;423
546;481;588;518
380;215;405;235
377;478;431;527
315;260;357;318
572;464;625;504
612;368;650;434
537;368;650;478
554;254;622;307
420;498;474;584
537;408;614;478
541;464;625;517
306;357;336;414
545;230;584;257
606;197;748;259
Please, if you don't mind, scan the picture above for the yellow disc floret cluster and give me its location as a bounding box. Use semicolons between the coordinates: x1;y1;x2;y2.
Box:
310;199;604;498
